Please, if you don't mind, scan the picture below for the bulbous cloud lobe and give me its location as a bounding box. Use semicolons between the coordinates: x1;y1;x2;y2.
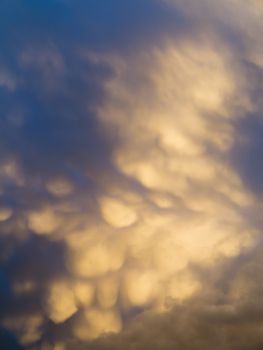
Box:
0;0;263;349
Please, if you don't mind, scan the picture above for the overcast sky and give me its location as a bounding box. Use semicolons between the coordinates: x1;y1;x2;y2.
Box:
0;1;263;349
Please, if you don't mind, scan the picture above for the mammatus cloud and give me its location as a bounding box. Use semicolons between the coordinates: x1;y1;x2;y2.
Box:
0;0;263;349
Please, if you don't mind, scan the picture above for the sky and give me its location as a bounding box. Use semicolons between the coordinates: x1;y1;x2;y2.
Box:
0;0;263;349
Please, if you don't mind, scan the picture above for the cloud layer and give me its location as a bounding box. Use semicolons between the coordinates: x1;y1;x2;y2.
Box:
0;1;263;349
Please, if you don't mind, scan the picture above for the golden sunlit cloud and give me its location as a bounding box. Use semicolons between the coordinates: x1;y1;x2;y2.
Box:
1;0;263;349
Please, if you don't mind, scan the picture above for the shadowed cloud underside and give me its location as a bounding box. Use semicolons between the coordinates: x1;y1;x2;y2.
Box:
0;1;263;349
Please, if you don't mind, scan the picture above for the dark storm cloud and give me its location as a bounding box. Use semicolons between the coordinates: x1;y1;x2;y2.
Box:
0;328;23;350
0;0;185;176
0;1;187;348
230;62;263;194
0;0;263;350
0;0;186;217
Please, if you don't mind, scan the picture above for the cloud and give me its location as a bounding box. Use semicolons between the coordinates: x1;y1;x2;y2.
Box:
0;0;263;349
